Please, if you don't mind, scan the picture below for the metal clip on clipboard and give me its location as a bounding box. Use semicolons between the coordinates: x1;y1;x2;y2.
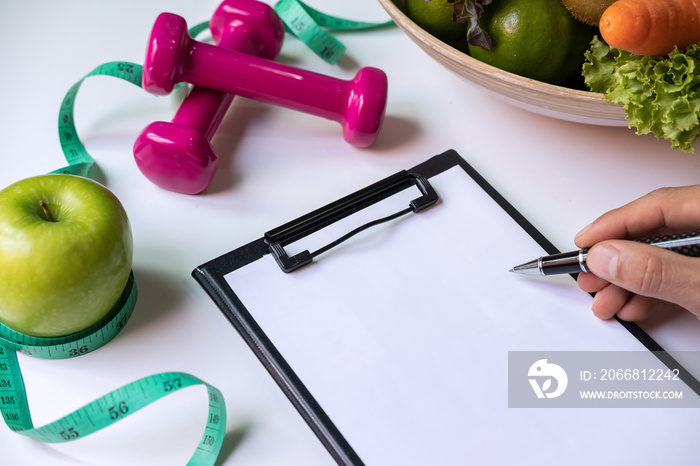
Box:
265;171;439;273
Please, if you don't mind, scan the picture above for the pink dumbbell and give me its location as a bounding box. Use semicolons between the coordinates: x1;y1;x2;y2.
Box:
142;12;388;150
133;0;285;194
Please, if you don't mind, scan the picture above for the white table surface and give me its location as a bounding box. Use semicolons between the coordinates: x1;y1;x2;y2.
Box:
2;1;700;465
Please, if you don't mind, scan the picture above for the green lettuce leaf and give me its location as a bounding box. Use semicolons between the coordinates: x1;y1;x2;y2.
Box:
582;37;700;153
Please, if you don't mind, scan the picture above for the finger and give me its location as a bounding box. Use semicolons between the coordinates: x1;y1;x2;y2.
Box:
586;240;700;312
591;284;630;320
577;271;609;293
574;185;700;248
614;294;661;322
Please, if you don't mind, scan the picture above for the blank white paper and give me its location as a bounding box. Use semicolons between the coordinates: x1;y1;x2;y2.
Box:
225;166;700;466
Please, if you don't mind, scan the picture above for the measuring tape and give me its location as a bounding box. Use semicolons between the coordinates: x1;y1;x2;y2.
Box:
2;4;391;462
0;273;225;464
274;0;394;65
55;61;143;177
1;20;226;465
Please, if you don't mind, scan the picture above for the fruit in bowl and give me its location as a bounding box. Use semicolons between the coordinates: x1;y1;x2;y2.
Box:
404;0;468;43
407;0;596;86
378;0;626;125
562;0;616;26
380;0;700;153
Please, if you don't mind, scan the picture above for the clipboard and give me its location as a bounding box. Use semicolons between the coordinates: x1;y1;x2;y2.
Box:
193;150;700;466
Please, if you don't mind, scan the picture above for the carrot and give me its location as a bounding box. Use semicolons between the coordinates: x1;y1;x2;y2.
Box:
599;0;700;56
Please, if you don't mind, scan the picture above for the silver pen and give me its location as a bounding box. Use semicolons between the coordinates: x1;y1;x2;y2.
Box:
510;231;700;276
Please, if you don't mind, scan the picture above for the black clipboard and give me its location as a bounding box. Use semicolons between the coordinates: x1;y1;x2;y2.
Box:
193;150;700;466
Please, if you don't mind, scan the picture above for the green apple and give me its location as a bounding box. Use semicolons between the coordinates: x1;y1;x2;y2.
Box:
0;174;133;337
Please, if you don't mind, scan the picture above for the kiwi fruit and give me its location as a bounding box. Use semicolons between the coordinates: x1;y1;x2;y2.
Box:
561;0;617;26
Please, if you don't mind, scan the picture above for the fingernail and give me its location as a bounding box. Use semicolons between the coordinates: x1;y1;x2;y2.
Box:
587;244;619;281
575;223;592;241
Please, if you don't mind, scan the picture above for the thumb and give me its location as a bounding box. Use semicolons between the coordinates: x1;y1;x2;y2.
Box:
586;241;700;312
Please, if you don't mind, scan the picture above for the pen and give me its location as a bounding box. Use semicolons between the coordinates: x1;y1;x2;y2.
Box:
510;231;700;276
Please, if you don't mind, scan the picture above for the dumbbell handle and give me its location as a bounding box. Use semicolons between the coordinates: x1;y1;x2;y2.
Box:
169;50;238;140
172;86;233;141
185;41;358;120
171;15;285;139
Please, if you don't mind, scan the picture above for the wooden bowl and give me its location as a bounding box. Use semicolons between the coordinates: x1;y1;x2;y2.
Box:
377;0;627;126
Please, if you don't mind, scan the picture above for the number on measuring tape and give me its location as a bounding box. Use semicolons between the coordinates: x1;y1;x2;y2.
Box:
108;401;129;420
274;0;394;65
275;0;345;64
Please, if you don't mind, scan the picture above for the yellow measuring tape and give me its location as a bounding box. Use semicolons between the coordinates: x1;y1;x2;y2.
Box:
0;3;392;463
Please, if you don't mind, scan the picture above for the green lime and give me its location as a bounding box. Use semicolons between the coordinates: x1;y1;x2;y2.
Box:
405;0;468;44
468;0;595;85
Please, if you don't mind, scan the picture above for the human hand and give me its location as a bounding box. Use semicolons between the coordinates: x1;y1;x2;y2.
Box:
574;186;700;322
